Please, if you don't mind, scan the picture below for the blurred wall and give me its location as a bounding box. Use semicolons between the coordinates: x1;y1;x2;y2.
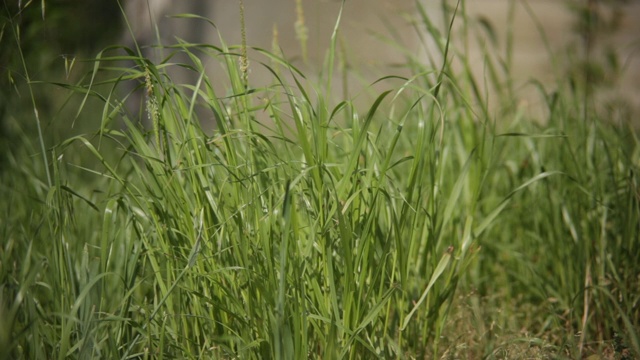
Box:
460;0;640;120
121;0;640;120
122;0;418;91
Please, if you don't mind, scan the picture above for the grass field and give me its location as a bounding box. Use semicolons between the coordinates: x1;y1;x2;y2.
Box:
1;1;639;359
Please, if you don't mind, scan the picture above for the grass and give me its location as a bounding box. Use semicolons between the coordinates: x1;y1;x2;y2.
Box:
1;0;639;359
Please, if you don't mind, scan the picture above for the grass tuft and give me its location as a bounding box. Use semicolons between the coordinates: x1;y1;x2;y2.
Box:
1;0;638;359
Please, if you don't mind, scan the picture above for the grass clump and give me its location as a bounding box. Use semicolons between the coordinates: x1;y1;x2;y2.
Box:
1;0;639;359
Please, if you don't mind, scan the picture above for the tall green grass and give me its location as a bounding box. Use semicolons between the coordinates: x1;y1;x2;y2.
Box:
1;0;638;359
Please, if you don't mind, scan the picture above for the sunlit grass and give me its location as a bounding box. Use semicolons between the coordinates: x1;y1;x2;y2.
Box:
1;1;638;359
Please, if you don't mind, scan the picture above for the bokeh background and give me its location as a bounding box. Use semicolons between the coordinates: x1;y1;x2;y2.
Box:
2;0;639;164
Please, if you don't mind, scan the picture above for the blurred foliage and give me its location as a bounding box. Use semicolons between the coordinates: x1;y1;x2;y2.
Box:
565;0;630;92
0;0;122;170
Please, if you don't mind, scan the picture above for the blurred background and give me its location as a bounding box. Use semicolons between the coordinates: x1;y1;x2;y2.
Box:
2;0;639;166
119;0;640;115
